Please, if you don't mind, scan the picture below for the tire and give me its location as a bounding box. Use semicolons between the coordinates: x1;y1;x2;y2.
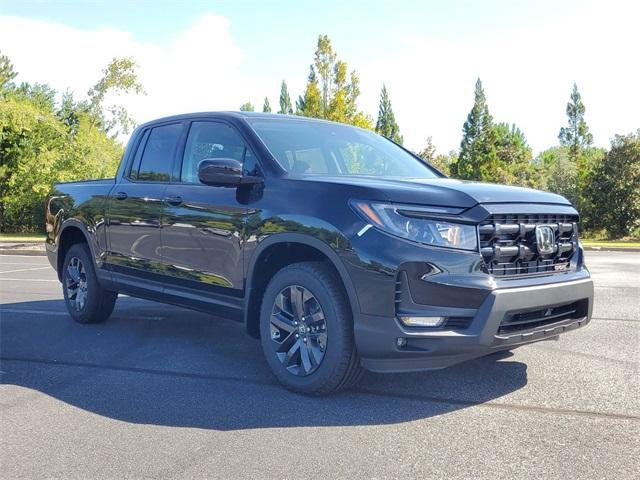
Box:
259;261;363;395
62;243;117;324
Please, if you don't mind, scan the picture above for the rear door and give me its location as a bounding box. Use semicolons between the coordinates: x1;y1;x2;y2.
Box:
160;120;257;316
106;122;185;291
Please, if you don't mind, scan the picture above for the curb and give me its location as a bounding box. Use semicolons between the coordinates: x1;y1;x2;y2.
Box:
0;248;46;256
0;242;46;256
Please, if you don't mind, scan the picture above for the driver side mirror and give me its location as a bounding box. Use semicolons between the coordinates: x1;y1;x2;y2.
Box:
197;158;262;187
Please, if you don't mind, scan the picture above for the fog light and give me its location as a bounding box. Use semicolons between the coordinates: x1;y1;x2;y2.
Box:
396;337;407;348
398;316;445;327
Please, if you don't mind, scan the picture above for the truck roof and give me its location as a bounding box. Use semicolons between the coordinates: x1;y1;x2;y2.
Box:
136;111;345;129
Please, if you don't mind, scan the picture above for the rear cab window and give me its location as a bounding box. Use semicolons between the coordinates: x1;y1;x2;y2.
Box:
129;123;183;182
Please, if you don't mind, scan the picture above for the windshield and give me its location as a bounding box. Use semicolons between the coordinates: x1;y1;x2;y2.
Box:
247;118;440;178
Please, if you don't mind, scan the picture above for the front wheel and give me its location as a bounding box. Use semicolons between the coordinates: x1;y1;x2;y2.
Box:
259;262;363;395
62;243;117;324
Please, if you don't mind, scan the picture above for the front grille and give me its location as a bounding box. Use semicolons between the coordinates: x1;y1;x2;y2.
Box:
479;214;579;277
499;300;588;334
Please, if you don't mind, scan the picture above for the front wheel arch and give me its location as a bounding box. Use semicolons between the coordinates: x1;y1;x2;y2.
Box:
244;234;360;339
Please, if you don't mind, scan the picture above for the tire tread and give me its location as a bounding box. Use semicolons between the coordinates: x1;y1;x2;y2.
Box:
260;261;363;395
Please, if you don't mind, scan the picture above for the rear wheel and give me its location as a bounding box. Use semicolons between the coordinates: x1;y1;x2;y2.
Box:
62;243;117;324
259;261;363;395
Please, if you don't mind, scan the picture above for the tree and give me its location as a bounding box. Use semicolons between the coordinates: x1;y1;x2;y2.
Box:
87;57;145;136
314;34;336;117
278;80;293;114
589;131;640;237
262;97;271;113
12;82;57;112
239;102;254;112
493;123;531;166
375;84;403;144
298;66;322;118
454;78;498;181
417;137;454;175
0;54;144;232
328;61;349;123
538;146;575;200
0;50;17;92
557;84;601;228
492;122;543;188
559;83;593;162
294;35;371;128
346;71;360;121
418;137;437;164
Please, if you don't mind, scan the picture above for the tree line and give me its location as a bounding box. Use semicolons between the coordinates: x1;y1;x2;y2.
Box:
241;35;639;239
0;52;143;232
1;33;638;237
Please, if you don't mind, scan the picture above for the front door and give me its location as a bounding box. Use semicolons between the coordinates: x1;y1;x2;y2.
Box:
160;120;257;315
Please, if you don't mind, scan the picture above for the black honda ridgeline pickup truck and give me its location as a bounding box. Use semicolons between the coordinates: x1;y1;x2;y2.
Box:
46;112;594;394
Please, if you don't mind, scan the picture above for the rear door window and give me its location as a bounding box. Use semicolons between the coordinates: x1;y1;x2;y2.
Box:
131;123;183;182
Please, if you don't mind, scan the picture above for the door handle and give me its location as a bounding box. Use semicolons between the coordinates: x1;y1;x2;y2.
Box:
164;195;183;207
113;191;128;200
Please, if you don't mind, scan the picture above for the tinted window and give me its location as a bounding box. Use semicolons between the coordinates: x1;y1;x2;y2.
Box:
134;123;182;182
128;129;150;179
181;122;254;183
248;118;439;178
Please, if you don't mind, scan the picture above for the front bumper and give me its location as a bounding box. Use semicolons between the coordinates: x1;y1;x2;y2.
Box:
355;276;594;373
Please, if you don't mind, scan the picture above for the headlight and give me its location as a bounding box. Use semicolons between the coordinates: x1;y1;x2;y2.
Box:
352;201;478;251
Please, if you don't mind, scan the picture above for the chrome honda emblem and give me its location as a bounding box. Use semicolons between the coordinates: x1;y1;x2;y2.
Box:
535;226;555;255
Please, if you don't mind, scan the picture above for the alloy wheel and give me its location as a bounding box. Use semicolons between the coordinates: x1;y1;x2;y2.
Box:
65;257;88;312
269;285;327;376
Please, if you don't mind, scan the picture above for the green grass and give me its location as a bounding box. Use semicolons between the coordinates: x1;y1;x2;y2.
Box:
0;233;45;242
582;239;640;248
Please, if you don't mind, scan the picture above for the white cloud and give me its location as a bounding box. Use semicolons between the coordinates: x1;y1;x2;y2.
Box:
357;1;640;154
1;4;638;155
0;14;248;125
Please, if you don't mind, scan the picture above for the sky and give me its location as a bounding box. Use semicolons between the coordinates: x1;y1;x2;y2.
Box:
1;0;638;154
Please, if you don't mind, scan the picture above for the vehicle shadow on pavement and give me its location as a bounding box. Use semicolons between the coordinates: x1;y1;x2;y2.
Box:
1;297;528;430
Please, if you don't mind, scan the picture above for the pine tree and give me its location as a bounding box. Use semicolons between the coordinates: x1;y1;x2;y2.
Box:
295;95;305;115
0;50;17;92
262;97;271;113
375;85;403;144
454;78;498;181
278;80;293;114
299;66;322;118
559;83;593;162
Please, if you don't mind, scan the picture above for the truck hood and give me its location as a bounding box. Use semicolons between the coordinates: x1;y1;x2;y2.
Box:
298;175;571;208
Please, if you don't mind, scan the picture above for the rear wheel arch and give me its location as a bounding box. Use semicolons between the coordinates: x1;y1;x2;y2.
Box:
244;234;360;338
56;222;96;281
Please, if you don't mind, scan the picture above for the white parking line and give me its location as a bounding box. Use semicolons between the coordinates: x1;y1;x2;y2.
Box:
0;278;58;282
0;262;44;265
0;308;68;316
0;266;51;274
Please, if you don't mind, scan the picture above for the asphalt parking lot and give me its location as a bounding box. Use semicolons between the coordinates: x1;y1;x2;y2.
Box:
1;251;638;479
